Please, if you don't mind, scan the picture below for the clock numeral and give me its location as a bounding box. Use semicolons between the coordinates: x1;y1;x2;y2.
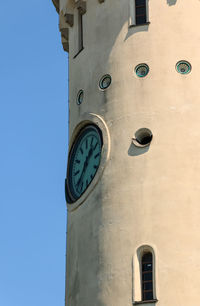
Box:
93;165;98;169
80;182;83;192
75;159;80;164
94;152;100;159
80;147;83;155
86;179;88;187
90;174;93;180
74;170;80;176
86;139;88;149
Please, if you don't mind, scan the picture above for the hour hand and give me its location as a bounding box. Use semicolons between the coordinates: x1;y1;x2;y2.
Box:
76;159;87;187
76;146;94;189
87;146;94;159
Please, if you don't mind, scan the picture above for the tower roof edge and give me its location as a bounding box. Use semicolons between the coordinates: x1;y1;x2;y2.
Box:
52;0;78;14
52;0;59;13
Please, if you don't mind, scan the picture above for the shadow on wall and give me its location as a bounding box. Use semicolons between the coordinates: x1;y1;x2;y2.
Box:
125;24;149;41
128;143;150;157
167;0;177;6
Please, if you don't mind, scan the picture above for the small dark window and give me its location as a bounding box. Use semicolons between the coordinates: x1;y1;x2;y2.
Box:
78;10;84;52
142;252;153;301
135;0;147;25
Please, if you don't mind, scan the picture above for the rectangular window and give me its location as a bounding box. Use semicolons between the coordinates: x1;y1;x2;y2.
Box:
142;253;153;301
74;1;86;58
135;0;147;25
78;10;84;52
129;0;149;27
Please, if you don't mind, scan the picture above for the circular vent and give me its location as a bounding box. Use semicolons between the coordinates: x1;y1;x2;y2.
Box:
132;128;153;147
135;64;149;78
77;90;84;105
176;61;191;74
99;75;112;90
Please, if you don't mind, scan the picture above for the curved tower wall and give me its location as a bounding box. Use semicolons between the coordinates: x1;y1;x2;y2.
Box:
54;0;200;305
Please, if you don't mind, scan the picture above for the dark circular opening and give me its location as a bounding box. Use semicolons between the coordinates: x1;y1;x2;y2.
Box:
137;135;152;145
135;128;153;146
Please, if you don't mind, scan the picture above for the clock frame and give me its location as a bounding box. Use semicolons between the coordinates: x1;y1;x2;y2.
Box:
66;124;103;204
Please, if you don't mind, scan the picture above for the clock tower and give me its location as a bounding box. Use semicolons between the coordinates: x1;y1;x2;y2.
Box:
52;0;200;305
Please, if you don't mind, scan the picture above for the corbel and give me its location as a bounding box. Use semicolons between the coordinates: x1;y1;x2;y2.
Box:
59;12;69;37
76;0;87;14
65;14;74;27
59;11;69;52
61;35;69;52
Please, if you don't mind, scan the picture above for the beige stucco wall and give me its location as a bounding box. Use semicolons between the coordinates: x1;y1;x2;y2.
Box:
53;0;200;305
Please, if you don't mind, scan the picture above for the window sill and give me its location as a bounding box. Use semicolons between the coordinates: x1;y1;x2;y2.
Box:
133;299;158;305
129;22;150;28
73;47;84;59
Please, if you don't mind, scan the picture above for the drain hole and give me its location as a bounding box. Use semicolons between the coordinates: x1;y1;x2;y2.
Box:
134;128;153;146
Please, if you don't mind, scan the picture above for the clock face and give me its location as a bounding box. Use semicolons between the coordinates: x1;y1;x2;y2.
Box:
66;125;103;203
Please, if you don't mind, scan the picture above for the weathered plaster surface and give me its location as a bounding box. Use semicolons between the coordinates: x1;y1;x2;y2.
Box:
52;0;200;305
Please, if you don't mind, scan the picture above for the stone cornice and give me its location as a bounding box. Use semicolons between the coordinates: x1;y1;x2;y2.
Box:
52;0;105;13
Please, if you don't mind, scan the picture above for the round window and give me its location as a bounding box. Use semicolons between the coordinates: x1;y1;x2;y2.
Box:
176;61;191;74
99;75;112;90
135;64;149;78
77;90;84;105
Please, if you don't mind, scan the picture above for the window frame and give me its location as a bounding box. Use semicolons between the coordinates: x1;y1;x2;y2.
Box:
141;252;153;301
73;1;86;58
78;9;84;52
133;245;157;305
129;0;150;27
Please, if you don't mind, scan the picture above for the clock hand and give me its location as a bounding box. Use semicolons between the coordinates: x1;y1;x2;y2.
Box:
76;144;95;190
76;149;91;187
77;160;87;187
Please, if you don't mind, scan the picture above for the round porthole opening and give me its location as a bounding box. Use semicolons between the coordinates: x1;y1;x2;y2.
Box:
135;64;149;78
99;75;112;90
176;61;191;74
77;90;84;105
134;128;153;146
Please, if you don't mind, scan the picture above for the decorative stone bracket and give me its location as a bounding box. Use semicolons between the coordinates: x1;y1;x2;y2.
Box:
65;14;74;27
52;0;105;52
75;0;87;14
59;11;74;52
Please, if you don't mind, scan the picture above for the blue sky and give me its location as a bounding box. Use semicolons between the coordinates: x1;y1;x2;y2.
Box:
0;1;68;305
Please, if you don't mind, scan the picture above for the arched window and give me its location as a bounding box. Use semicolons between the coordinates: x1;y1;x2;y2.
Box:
141;252;153;301
133;245;156;304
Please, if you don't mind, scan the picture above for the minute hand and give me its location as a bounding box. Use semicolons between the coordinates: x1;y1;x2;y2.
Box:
77;147;94;188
